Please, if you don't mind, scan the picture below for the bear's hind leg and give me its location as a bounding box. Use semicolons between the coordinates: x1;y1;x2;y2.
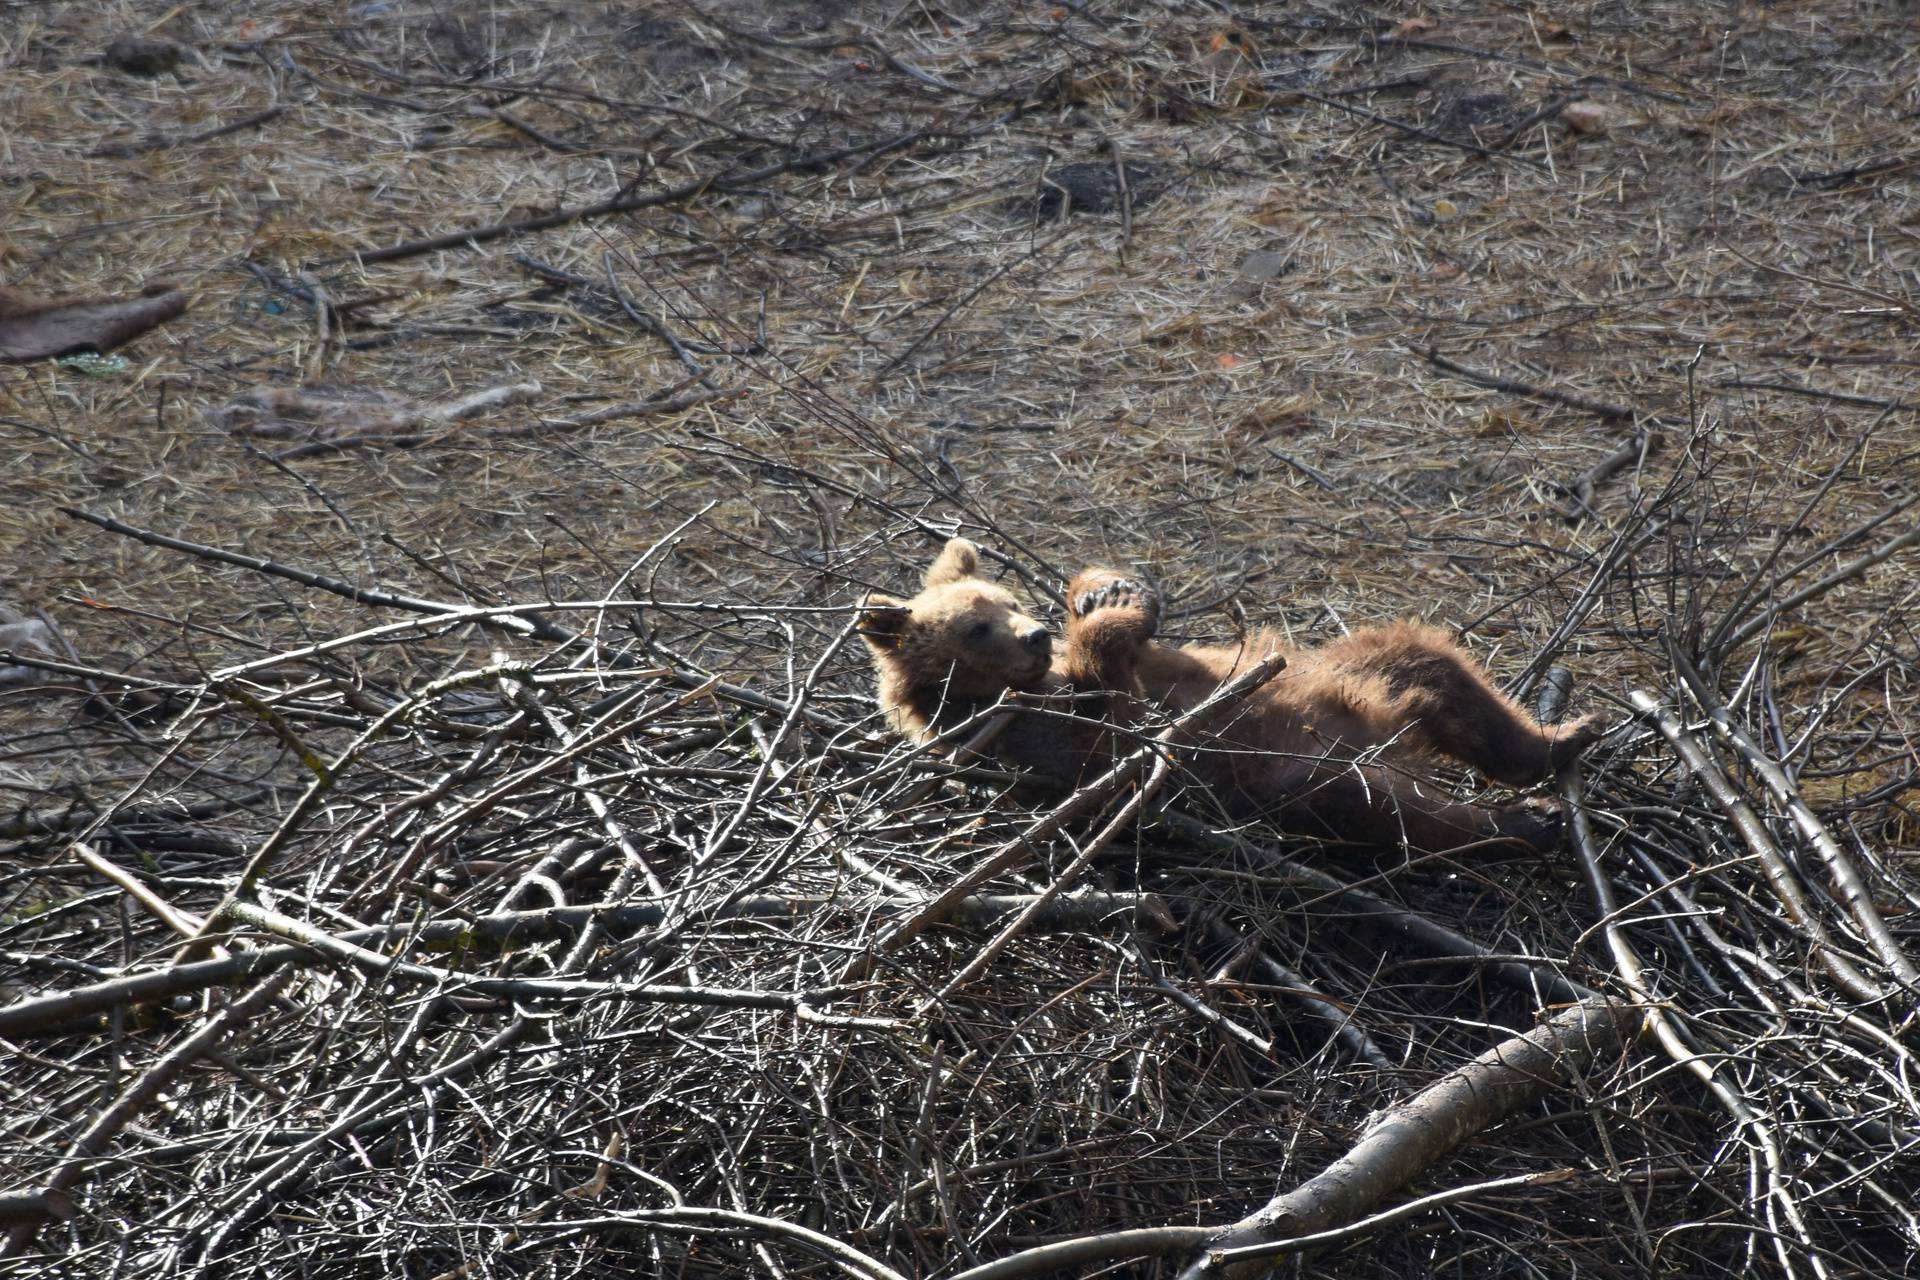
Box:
1320;624;1606;786
1266;757;1563;854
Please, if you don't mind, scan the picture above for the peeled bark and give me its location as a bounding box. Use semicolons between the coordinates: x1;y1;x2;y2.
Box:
1180;996;1643;1278
0;285;187;361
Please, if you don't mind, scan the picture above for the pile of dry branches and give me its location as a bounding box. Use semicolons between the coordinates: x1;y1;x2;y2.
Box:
3;412;1917;1277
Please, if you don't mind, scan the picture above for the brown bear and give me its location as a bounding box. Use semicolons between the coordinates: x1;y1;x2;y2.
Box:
858;539;1607;854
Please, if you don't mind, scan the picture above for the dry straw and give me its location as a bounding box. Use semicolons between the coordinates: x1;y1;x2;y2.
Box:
2;1;1917;1276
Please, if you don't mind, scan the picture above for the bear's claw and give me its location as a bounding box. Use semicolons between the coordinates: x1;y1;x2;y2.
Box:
1072;575;1160;630
1548;713;1612;770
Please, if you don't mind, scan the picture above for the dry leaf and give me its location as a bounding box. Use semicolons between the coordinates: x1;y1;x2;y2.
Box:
1202;28;1260;81
1206;29;1258;59
1478;406;1539;436
1220;248;1291;299
226;19;288;41
0;607;56;688
1230;397;1318;440
1561;100;1613;134
103;37;187;77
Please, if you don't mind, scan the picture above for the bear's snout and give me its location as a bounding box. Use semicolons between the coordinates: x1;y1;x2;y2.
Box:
1021;626;1050;653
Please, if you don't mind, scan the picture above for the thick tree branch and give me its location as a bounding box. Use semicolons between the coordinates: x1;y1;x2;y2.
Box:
947;998;1641;1280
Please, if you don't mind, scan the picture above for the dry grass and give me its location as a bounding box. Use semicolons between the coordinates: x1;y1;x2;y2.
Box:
2;0;1918;1276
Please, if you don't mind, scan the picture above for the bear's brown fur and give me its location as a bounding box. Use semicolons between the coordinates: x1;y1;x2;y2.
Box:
860;538;1608;854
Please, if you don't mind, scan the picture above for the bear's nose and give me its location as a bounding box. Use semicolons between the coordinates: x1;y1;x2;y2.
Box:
1022;627;1050;652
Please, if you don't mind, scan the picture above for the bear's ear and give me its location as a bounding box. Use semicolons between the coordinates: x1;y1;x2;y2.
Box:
922;538;982;589
857;593;912;651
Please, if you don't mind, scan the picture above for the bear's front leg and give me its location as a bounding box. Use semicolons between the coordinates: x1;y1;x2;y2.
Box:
1059;568;1160;692
1068;570;1160;632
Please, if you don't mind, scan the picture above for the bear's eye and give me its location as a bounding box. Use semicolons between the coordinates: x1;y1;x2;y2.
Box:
966;621;992;641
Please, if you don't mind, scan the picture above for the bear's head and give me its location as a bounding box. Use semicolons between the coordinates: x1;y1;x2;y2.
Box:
859;538;1053;698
